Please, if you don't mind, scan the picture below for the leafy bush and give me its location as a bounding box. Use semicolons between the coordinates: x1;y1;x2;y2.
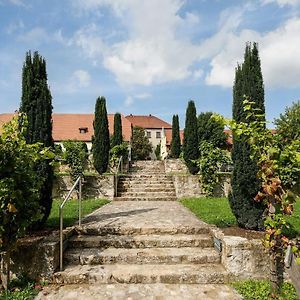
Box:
63;141;88;181
155;144;161;160
109;142;128;169
195;141;231;196
0;114;53;288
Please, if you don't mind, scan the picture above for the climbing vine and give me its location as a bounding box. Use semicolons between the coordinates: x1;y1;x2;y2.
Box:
217;99;300;295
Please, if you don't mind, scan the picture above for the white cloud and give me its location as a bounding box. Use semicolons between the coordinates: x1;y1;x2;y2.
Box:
205;17;300;88
135;93;151;99
261;0;300;6
73;70;91;88
72;0;202;86
72;1;300;89
5;20;24;34
9;0;26;7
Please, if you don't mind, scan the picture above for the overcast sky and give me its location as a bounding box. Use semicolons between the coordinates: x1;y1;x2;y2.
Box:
0;0;300;127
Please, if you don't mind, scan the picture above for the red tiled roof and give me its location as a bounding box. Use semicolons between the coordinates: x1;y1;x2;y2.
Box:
164;129;184;146
125;114;172;129
0;113;132;142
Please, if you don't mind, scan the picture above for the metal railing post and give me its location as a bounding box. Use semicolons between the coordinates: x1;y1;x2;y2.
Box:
59;176;82;271
78;177;82;227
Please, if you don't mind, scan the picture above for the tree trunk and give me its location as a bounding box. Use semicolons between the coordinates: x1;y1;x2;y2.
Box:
270;250;284;295
0;251;10;290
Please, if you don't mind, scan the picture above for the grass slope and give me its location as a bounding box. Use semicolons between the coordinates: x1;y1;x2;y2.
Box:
46;198;109;228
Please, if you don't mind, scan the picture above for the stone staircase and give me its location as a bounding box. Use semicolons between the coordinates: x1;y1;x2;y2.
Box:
53;161;230;288
114;160;177;201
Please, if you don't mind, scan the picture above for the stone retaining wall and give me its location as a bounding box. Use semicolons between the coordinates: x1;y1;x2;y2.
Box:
211;227;270;280
172;175;204;198
2;228;75;281
53;175;114;200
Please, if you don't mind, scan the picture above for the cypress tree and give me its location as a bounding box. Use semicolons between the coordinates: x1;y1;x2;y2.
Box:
229;42;265;230
112;112;123;147
183;100;199;174
93;96;110;174
170;114;181;158
20;51;53;225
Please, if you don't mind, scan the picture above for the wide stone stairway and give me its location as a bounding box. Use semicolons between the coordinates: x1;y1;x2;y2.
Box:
41;161;240;299
114;160;177;201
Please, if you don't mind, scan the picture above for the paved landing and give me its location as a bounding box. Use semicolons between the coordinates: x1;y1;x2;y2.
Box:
78;201;210;235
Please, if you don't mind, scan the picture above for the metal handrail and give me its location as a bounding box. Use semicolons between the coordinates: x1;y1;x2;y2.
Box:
59;176;82;271
114;156;123;197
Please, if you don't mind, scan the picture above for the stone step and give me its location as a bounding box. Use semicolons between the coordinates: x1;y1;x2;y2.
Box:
119;180;174;185
117;192;176;198
113;196;177;201
77;225;211;236
122;174;171;179
54;264;230;284
119;182;174;187
64;247;220;266
118;187;175;193
68;234;214;249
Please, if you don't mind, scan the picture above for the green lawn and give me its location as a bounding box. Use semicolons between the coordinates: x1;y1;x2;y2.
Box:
181;197;300;237
46;198;109;228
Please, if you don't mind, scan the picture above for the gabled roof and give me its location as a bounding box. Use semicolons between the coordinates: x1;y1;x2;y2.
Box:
125;114;172;129
0;113;132;142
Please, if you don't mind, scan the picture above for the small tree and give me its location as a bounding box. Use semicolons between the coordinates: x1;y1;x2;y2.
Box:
111;113;123;147
198;112;227;149
0;114;53;289
132;126;152;160
20;51;54;226
274;101;300;143
155;143;161;160
183;100;199;174
195;141;231;196
170;115;181;158
63;141;88;181
93;96;110;174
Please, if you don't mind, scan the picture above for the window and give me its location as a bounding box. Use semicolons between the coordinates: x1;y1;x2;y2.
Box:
79;127;88;134
146;131;151;138
156;131;161;138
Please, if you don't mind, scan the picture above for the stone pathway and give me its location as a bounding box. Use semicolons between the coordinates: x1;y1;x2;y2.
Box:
36;161;241;299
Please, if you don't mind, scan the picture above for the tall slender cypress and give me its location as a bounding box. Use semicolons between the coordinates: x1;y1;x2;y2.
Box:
20;51;53;225
170;114;181;158
112;112;123;147
183;100;199;174
229;42;265;230
93;96;110;174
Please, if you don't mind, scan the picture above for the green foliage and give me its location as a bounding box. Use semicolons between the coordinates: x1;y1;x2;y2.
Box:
93;96;110;174
155;144;161;160
181;197;237;228
0;114;54;253
63;141;88;181
170;115;181;158
132;126;152;160
46;198;109;228
111;113;123;147
183;100;199;174
232;280;299;300
19;51;54;226
275;101;300;143
197;112;227;149
226;99;300;293
230;42;266;230
109;142;129;169
195;142;231;196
